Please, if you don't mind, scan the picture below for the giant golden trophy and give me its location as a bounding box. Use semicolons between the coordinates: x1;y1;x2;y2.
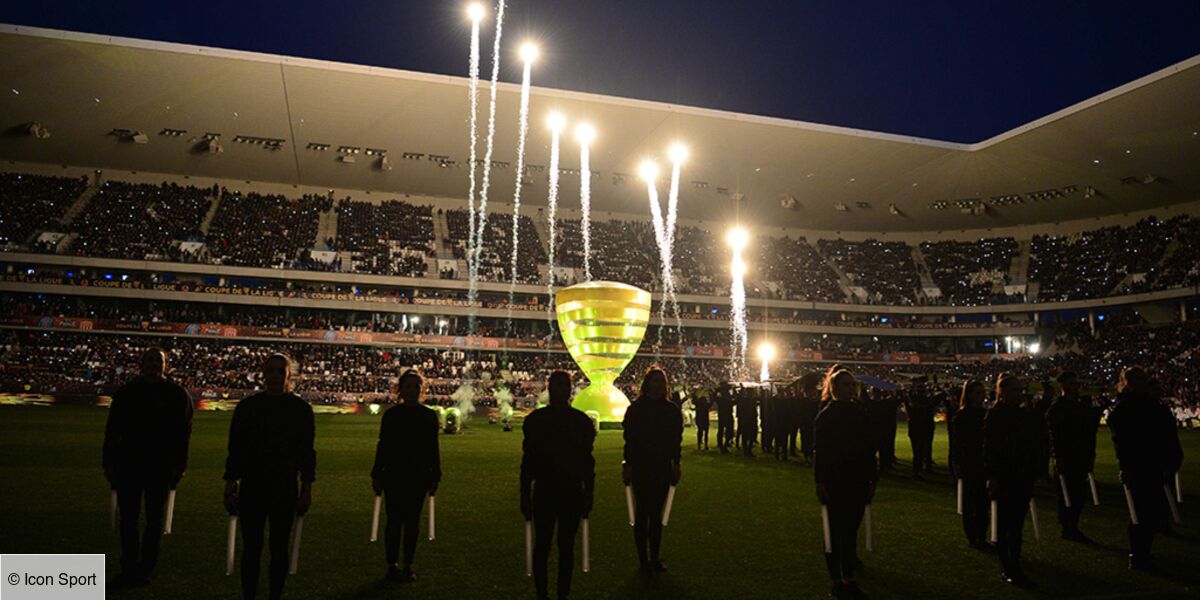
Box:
555;281;652;424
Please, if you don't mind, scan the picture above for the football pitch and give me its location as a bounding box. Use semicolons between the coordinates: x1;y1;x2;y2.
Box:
0;406;1196;599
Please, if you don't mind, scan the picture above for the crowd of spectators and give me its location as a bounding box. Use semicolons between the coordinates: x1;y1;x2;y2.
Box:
445;209;546;284
920;237;1017;306
0;173;87;248
756;235;845;302
1030;217;1179;302
69;181;212;260
818;239;922;305
335;199;434;277
206;191;331;268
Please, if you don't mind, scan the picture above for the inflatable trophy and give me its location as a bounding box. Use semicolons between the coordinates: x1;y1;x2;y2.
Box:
555;281;652;425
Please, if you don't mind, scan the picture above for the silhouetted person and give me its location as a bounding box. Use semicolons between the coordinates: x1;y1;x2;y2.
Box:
520;371;595;600
371;370;441;582
622;367;683;572
866;388;898;473
223;354;315;600
796;373;821;464
984;373;1039;588
814;368;876;599
1044;371;1097;543
103;347;193;588
1109;367;1184;572
1034;379;1056;481
737;386;759;457
715;384;735;454
906;379;936;478
760;388;775;454
692;389;712;450
950;380;989;549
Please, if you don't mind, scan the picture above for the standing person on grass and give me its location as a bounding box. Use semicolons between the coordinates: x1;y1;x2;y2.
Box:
371;369;441;583
622;367;683;572
950;379;989;549
520;370;595;600
983;373;1040;588
814;368;876;599
103;347;193;589
223;354;315;600
1045;371;1098;543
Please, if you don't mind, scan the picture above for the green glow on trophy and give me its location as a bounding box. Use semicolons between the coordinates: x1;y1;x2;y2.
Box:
555;281;652;425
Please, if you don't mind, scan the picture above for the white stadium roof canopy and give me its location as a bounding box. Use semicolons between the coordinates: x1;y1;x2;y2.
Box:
1;24;1199;232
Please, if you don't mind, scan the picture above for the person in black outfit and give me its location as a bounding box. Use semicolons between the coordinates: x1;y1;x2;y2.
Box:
814;368;876;599
223;354;316;600
692;389;712;450
1044;371;1098;543
103;348;193;588
796;373;821;465
715;384;735;454
1033;380;1056;482
371;370;441;582
950;380;989;549
520;371;595;600
622;367;683;572
1108;367;1184;572
737;386;759;457
905;380;936;479
865;388;898;474
983;373;1039;588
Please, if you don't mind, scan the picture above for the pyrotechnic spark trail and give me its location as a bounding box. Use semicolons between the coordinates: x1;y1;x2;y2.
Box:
576;124;595;280
665;144;687;339
507;44;536;334
545;113;565;336
469;0;507;333
727;228;749;378
639;160;672;352
465;4;484;333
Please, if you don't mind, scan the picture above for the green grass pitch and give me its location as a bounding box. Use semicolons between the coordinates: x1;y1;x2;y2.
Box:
0;406;1196;599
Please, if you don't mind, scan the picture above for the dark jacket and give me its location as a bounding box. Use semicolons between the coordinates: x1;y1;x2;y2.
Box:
520;404;596;498
1045;395;1098;474
623;395;683;482
905;392;936;436
692;395;713;423
982;403;1040;486
814;400;877;503
102;376;193;475
715;391;735;420
371;403;442;487
223;392;316;483
950;406;985;479
1109;390;1184;484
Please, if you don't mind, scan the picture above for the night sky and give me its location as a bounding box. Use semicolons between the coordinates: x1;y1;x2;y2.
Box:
3;1;1199;143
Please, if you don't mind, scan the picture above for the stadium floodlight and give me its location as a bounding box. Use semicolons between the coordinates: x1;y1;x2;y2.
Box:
519;42;539;64
726;227;749;251
467;3;485;21
638;160;659;182
668;143;688;163
547;112;567;133
575;123;596;146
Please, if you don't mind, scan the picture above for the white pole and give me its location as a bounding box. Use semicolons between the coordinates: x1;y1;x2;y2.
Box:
661;486;677;526
524;520;533;577
956;479;963;515
821;505;832;553
581;518;590;573
625;486;635;527
1088;473;1100;506
428;495;436;541
989;501;998;543
1028;498;1041;541
1164;485;1182;524
1059;475;1072;508
110;490;118;531
164;489;177;534
864;505;873;552
288;516;304;575
224;515;237;576
369;495;381;542
1177;472;1184;504
1123;485;1139;525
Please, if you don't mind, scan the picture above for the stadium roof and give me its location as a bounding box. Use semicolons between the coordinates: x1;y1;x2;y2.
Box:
2;25;1199;232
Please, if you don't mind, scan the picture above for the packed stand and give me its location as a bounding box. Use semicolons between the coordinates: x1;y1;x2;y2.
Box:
920;237;1017;306
818;239;921;305
1030;217;1177;302
444;209;546;284
206;191;330;268
335;199;434;277
756;235;845;302
68;181;212;260
0;173;87;248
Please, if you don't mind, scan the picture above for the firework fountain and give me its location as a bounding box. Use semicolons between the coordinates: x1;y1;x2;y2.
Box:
727;227;750;377
575;123;596;280
468;0;507;332
464;3;485;332
545;113;566;336
506;42;538;334
665;144;687;337
638;159;673;351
